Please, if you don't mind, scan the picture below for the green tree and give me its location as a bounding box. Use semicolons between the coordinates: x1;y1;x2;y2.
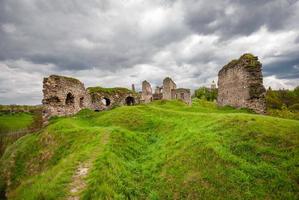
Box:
194;87;218;101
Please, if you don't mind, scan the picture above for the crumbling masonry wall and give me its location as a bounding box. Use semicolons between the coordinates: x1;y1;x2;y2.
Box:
42;75;140;121
142;77;192;105
163;77;176;100
42;75;90;121
141;80;153;103
172;88;192;105
217;54;266;114
88;87;140;111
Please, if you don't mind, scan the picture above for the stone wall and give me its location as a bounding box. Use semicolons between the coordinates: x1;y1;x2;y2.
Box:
42;75;140;121
141;80;153;103
172;88;192;105
163;77;176;100
42;75;89;121
153;86;163;100
88;87;140;111
217;54;266;114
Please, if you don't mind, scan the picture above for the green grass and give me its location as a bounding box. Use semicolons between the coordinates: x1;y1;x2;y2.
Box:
87;86;135;95
0;113;34;134
1;99;299;199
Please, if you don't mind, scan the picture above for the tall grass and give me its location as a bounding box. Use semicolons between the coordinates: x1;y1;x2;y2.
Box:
1;100;299;199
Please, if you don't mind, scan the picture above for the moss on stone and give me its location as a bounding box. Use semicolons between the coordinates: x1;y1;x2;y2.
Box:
222;59;239;70
240;53;256;60
49;75;81;84
222;53;260;71
87;86;135;95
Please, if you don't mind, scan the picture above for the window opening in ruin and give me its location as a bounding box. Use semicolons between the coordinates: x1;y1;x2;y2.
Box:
180;93;185;100
79;97;84;108
65;93;75;106
101;97;111;106
125;96;135;106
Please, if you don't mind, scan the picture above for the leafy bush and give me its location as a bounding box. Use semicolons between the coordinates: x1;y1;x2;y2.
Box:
194;87;217;101
289;103;299;111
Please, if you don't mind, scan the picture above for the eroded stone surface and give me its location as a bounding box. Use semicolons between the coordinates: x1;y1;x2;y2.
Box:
143;77;192;105
42;75;139;121
141;80;153;103
172;88;192;105
88;87;139;111
163;77;177;100
42;75;89;121
217;54;266;114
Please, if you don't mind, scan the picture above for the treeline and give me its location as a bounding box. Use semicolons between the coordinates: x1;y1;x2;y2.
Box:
0;104;42;113
193;86;299;110
193;87;218;101
193;86;299;120
266;87;299;111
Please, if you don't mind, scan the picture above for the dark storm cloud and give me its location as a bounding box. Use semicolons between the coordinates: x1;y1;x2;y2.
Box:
0;0;188;71
0;0;299;104
264;58;299;79
184;0;298;38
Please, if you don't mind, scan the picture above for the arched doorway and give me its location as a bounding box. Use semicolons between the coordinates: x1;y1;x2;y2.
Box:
101;97;111;106
79;97;84;108
65;93;75;106
125;96;135;106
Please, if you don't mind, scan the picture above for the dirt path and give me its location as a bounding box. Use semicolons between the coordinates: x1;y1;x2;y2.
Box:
67;132;109;200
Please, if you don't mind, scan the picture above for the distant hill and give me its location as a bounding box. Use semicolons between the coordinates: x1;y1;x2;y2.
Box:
1;100;299;199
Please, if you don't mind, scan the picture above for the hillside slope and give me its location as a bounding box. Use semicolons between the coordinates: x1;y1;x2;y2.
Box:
1;100;299;199
0;113;33;135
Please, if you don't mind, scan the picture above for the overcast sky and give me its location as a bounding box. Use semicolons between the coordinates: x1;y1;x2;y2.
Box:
0;0;299;105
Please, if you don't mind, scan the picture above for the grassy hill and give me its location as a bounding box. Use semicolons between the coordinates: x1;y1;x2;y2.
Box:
1;100;299;199
0;113;34;135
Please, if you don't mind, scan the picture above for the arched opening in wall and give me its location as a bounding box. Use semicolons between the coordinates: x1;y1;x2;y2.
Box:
79;97;84;108
125;96;135;106
65;93;75;106
101;97;111;106
180;93;185;100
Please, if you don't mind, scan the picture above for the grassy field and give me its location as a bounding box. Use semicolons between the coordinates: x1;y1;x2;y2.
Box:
0;99;299;199
0;113;34;134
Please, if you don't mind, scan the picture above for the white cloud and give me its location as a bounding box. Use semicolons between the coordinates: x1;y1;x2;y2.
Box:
264;76;299;90
2;23;16;33
73;38;96;49
0;0;298;104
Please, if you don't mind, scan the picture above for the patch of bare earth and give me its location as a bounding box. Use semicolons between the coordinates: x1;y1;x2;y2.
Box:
67;133;109;200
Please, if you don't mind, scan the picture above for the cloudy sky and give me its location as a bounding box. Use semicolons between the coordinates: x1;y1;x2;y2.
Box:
0;0;299;105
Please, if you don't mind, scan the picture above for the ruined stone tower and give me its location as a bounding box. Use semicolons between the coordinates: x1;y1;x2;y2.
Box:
217;54;266;114
163;77;176;100
141;80;153;103
42;75;90;121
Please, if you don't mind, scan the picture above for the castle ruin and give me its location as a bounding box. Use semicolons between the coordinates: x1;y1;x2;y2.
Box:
141;77;192;105
42;75;139;121
217;54;266;114
42;75;191;121
42;53;266;121
141;80;153;103
42;75;90;120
